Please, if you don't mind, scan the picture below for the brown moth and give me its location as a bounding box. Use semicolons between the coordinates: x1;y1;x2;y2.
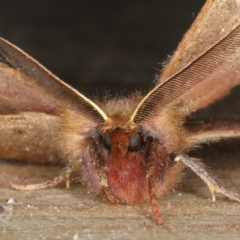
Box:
1;0;240;225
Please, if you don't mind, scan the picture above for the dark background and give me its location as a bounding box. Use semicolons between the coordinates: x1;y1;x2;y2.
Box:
0;0;204;98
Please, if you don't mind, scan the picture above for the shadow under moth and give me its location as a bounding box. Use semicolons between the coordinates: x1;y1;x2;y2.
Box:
1;0;240;225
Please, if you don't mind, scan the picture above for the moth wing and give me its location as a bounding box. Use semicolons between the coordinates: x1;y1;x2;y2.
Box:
159;0;240;83
0;62;63;115
0;113;62;164
186;118;240;146
130;0;240;152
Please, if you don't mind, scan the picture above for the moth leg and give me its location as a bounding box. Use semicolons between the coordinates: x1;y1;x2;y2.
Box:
148;177;163;225
145;140;164;225
12;175;65;190
175;154;240;203
12;166;72;191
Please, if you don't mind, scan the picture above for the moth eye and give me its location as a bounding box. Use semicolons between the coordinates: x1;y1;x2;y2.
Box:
143;135;153;142
128;132;143;152
101;132;112;150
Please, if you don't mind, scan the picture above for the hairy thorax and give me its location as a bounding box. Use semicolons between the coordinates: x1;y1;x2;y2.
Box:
81;94;186;205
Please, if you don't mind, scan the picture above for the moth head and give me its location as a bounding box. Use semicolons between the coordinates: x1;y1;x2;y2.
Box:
80;96;184;206
99;114;143;154
99;124;145;159
100;128;144;153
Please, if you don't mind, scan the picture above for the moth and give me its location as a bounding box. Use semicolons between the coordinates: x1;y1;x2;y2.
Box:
1;0;240;225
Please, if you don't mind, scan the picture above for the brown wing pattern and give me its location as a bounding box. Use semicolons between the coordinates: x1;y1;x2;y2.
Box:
159;0;240;83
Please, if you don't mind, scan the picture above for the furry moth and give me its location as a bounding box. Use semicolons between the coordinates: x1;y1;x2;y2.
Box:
1;0;240;224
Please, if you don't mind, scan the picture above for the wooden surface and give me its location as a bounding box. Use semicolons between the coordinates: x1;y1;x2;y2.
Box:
1;144;240;240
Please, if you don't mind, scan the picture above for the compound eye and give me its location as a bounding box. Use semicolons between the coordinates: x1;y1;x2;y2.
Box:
128;132;142;152
101;131;111;150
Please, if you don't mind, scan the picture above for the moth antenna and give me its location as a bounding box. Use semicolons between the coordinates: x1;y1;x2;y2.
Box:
175;154;240;203
131;23;240;123
0;37;108;122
